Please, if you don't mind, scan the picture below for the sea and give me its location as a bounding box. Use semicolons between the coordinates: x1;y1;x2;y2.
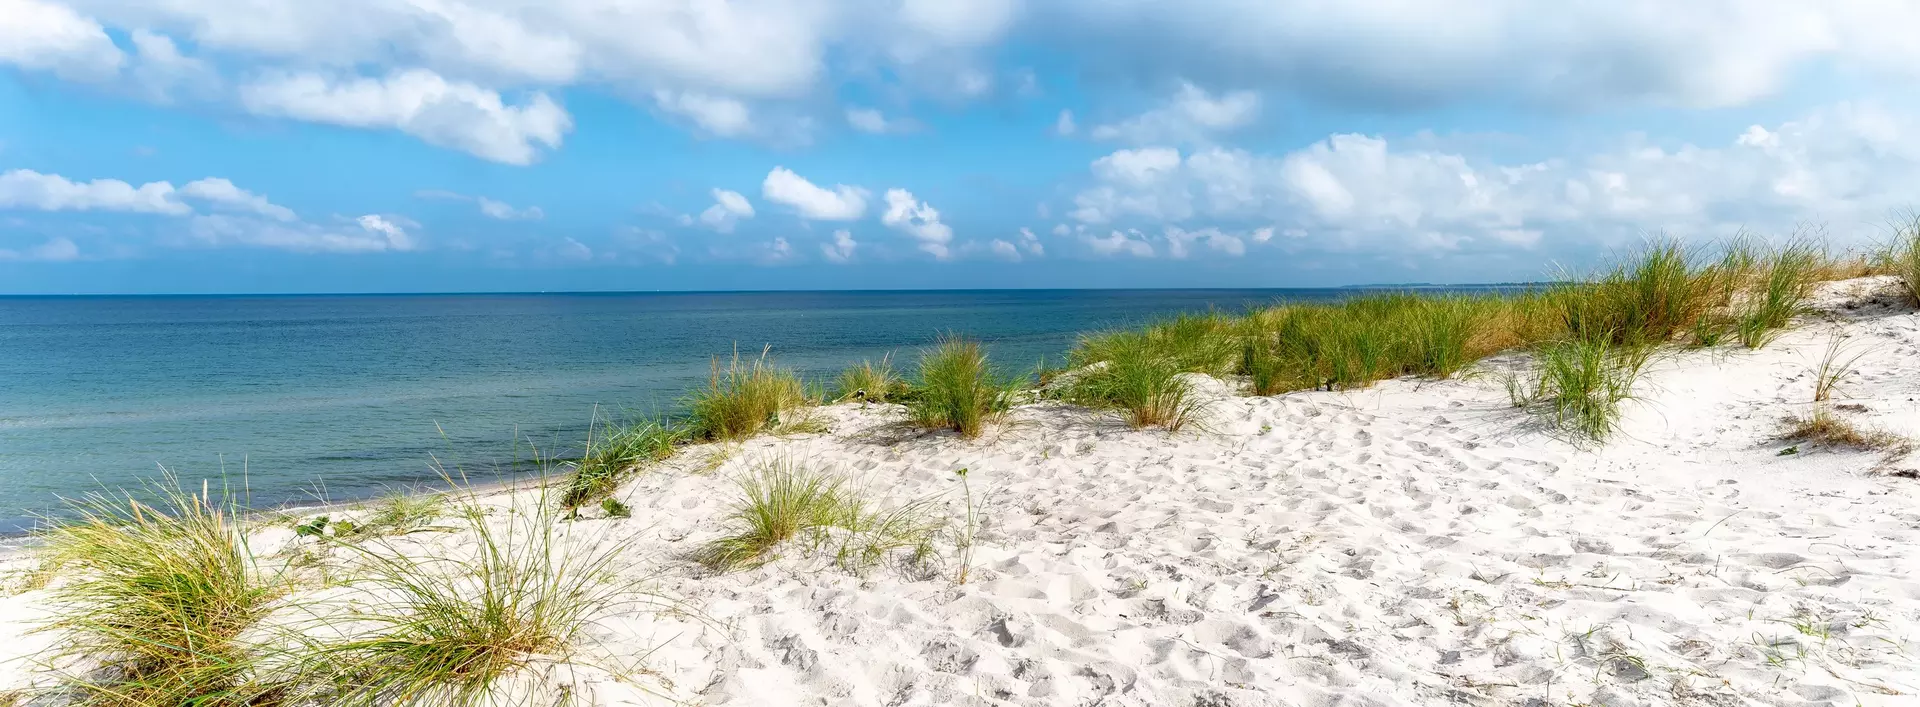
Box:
0;288;1361;534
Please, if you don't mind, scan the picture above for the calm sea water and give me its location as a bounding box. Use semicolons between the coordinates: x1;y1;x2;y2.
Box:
0;289;1354;533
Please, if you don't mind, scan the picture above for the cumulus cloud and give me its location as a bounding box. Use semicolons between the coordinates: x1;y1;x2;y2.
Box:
880;188;955;259
1066;102;1920;255
989;239;1021;261
186;213;419;253
1165;226;1246;258
416;190;542;219
697;188;755;233
477;197;543;220
239;69;572;165
179;178;296;221
1054;110;1077;136
1082;229;1156;258
1091;81;1259;145
0;0;123;81
1016;226;1045;256
1043;2;1920;110
821;229;857;263
846;106;921;135
762;167;869;220
0;169;189;215
654;90;755;138
0;237;82;262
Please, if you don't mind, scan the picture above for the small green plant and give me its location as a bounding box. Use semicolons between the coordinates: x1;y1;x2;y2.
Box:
697;458;942;574
687;345;813;442
908;335;1014;438
1782;410;1908;452
1811;335;1864;405
600;497;632;519
1881;213;1920;306
33;474;283;706
953;468;977;585
562;418;682;509
293;488;659;705
1065;335;1205;431
1518;337;1648;443
835;354;906;403
1734;242;1821;348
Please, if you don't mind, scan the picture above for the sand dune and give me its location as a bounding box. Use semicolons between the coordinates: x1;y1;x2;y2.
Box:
4;277;1919;706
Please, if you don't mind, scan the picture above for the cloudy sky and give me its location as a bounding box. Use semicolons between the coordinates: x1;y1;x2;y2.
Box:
5;0;1920;293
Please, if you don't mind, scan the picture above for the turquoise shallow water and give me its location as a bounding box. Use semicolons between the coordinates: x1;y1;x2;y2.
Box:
0;289;1352;533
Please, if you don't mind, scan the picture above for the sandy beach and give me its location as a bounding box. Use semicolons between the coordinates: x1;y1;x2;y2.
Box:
3;276;1917;706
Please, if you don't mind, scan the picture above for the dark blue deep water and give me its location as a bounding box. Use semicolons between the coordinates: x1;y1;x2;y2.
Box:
0;289;1352;532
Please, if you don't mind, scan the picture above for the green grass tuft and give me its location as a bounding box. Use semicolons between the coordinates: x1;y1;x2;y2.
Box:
686;346;814;442
834;355;907;403
697;458;942;574
293;491;657;705
1881;214;1920;307
1064;334;1205;431
1511;338;1648;443
33;474;284;706
907;336;1014;438
561;418;682;510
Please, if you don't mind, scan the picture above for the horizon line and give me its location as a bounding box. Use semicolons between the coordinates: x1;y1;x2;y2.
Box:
0;281;1558;298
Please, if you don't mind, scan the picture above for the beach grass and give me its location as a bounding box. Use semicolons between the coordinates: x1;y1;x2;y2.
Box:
696;457;942;574
292;489;655;705
1882;214;1920;307
834;355;907;403
1063;333;1205;431
1735;241;1822;348
1065;239;1832;438
687;346;814;442
33;475;283;706
907;336;1014;438
1513;337;1650;443
561;418;682;510
1783;409;1909;452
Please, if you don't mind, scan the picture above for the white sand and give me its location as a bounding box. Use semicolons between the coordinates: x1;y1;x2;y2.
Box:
4;277;1919;706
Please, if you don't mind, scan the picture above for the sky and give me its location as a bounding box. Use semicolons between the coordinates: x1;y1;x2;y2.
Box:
5;1;1920;293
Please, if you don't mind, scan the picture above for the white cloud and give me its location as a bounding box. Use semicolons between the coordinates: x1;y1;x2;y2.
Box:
1091;81;1259;145
180;178;296;221
0;237;81;262
555;237;593;261
654;90;754;138
762;167;868;220
697;188;755;233
1165;226;1246;258
846;108;886;133
989;239;1020;261
1066;102;1920;254
0;169;188;215
1070;147;1190;223
186;213;419;253
416;190;541;219
1047;2;1920;109
239;69;571;165
879;188;955;259
821;229;857;263
1016;226;1044;256
846;107;915;134
1054;109;1077;136
0;0;123;81
128;30;218;102
1082;229;1156;258
477;197;543;220
355;215;416;250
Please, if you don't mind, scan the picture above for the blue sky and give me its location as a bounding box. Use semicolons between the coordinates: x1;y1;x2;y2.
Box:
5;1;1920;293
